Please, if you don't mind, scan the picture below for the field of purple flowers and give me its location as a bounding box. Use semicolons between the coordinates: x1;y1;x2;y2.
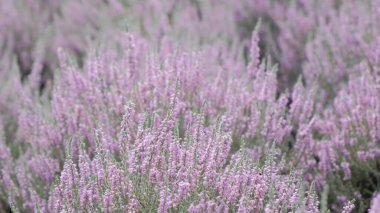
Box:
0;0;379;212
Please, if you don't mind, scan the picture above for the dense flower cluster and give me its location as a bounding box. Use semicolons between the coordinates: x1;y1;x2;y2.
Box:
0;0;379;212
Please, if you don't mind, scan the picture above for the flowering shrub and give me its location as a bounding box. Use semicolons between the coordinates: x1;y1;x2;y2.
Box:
0;0;126;174
0;33;318;211
0;0;379;212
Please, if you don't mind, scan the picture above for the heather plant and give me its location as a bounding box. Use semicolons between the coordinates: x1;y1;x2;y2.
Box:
315;63;379;211
0;0;126;153
302;0;380;103
47;105;317;212
283;62;380;211
234;0;379;98
251;1;380;210
1;0;380;212
18;29;292;158
1;31;315;212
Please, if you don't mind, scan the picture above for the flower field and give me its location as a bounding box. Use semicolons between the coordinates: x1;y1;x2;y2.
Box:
0;0;379;212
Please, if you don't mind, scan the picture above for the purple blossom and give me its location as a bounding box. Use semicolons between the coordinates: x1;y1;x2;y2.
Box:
0;0;379;212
